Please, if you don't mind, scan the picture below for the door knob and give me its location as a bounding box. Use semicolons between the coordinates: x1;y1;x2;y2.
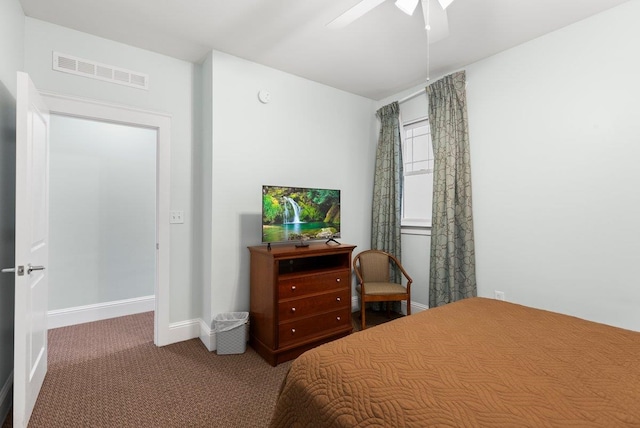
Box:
27;265;45;274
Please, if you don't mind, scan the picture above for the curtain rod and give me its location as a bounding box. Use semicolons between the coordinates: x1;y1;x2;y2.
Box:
398;88;426;104
397;70;467;104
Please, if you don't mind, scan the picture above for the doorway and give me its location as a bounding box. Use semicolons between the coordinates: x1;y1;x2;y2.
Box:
41;92;172;346
48;115;157;323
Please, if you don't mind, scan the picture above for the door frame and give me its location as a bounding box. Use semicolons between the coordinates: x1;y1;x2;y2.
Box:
41;91;172;346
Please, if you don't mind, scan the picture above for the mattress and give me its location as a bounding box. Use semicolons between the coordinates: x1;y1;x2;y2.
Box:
269;297;640;427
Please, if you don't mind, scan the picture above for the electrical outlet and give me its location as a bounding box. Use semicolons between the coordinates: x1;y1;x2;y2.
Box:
170;210;184;224
494;290;505;301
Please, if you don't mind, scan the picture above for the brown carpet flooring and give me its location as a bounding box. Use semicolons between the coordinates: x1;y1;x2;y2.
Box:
3;309;402;428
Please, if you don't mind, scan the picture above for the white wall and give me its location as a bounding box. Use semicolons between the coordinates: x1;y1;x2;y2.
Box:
11;0;635;351
399;232;430;308
375;1;640;327
23;18;198;323
467;1;640;331
0;0;24;99
0;0;24;420
204;51;376;320
48;116;156;310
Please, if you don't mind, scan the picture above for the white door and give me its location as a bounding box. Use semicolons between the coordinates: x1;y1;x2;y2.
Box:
14;71;50;427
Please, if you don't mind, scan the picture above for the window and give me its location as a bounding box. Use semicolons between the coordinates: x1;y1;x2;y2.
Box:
401;117;433;229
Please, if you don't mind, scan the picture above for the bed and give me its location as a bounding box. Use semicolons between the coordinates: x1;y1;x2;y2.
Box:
269;297;640;427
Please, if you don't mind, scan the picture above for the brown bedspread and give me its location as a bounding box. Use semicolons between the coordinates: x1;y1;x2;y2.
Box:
269;297;640;427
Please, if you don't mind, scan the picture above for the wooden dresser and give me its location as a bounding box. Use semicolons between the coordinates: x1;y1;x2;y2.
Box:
248;243;356;366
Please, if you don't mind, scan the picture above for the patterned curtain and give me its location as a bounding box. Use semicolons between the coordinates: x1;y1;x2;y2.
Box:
427;71;477;307
371;102;403;282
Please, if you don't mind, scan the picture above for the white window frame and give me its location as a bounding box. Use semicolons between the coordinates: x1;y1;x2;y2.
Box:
401;116;433;234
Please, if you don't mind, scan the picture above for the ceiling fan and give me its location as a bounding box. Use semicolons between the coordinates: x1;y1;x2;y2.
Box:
327;0;455;43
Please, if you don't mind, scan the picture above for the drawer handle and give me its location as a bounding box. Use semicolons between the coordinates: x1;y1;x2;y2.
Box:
336;278;341;282
336;316;341;322
291;328;296;334
291;285;297;291
290;307;296;313
336;297;341;302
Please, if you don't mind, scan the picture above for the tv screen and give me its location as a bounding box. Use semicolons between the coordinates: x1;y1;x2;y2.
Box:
262;185;341;244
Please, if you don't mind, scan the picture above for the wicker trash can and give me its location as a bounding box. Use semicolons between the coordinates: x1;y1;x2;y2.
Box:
214;312;249;355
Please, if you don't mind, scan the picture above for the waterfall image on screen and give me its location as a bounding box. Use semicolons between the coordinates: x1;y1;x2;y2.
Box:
262;185;341;243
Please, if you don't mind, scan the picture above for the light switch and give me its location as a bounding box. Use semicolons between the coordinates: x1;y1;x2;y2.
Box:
170;210;184;224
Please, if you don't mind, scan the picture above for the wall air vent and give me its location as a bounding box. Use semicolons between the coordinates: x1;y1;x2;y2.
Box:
52;52;149;90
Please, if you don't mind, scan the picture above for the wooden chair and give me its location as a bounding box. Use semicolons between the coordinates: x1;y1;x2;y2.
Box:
353;250;412;330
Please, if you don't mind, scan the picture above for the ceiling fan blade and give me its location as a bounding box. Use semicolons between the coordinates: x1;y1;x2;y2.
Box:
327;0;387;29
421;0;449;44
438;0;455;10
395;0;419;15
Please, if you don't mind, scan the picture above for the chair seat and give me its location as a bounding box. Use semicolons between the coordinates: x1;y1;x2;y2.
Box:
356;282;407;295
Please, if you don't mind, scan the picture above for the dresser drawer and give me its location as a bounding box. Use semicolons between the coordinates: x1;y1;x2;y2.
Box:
278;270;349;299
278;289;350;322
278;307;352;348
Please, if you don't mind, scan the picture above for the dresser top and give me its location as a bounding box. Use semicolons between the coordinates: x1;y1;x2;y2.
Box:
248;242;356;258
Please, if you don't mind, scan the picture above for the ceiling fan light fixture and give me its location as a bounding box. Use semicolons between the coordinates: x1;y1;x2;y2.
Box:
395;0;419;15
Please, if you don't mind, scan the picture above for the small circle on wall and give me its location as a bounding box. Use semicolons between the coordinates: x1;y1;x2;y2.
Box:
258;90;271;104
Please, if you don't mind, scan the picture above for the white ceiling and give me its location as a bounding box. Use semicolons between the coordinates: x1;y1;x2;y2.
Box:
19;0;630;100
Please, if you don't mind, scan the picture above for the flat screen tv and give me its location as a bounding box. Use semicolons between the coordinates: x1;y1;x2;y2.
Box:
262;185;341;246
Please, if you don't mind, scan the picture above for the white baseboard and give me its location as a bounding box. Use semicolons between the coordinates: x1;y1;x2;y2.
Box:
199;319;215;352
46;297;219;348
166;319;201;345
0;371;13;426
41;293;429;353
47;295;155;329
406;300;429;314
352;296;429;315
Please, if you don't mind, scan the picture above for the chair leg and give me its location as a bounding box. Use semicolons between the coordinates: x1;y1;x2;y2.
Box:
386;302;391;319
361;304;366;330
406;298;411;316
